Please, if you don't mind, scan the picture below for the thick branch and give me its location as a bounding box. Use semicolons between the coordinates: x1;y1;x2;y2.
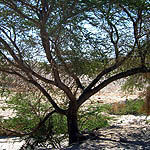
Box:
28;78;66;115
40;26;75;102
83;43;136;93
2;0;39;25
77;66;150;107
0;110;56;137
0;68;29;82
54;44;84;90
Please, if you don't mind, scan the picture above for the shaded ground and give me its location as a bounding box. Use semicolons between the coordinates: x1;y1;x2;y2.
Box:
63;124;150;150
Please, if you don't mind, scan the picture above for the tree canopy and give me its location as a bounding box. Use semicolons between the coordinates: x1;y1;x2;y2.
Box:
0;0;150;145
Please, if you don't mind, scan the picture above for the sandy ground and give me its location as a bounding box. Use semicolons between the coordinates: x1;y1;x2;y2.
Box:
0;137;24;150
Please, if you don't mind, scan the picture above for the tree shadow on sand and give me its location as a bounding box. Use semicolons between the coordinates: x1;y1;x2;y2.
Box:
62;125;150;150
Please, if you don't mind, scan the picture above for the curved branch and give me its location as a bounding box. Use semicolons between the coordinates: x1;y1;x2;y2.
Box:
0;35;57;86
0;110;56;137
77;66;150;107
16;0;40;12
0;66;66;114
0;36;75;101
119;4;135;23
0;27;23;61
0;68;29;82
0;37;20;65
0;126;24;137
40;27;75;101
83;42;136;93
2;0;39;25
29;110;56;136
119;4;139;45
107;21;119;60
28;78;66;115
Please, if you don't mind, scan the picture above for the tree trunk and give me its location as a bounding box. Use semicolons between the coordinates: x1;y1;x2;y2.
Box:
67;112;79;145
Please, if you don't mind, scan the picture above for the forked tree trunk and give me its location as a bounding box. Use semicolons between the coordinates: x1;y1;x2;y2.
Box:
67;112;79;145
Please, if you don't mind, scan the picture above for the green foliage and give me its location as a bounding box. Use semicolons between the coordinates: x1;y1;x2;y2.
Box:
0;92;67;149
95;103;112;113
1;95;110;134
79;113;109;131
1;92;50;133
119;0;150;10
0;92;111;148
121;73;150;94
79;104;111;131
121;76;144;94
109;99;145;115
52;114;67;135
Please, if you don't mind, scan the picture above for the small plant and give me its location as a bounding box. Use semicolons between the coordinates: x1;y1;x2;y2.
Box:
79;104;111;131
140;86;150;118
109;99;145;115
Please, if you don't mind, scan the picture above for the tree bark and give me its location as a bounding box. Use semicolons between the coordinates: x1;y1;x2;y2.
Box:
67;112;79;145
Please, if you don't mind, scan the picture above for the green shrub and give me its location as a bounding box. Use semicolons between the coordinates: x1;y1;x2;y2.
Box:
79;104;111;131
0;91;112;149
124;99;145;115
1;92;50;133
52;114;67;135
109;99;145;115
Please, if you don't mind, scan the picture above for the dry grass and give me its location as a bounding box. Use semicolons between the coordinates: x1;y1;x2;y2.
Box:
141;86;150;117
111;102;125;114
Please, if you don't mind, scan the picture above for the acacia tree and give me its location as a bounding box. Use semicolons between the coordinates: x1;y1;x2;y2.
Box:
0;0;150;145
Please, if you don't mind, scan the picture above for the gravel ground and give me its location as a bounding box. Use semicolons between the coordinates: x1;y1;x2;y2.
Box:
0;137;24;150
62;115;150;150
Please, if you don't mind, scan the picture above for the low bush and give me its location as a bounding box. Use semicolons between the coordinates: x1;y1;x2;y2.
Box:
79;104;111;131
109;99;145;115
0;91;111;149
